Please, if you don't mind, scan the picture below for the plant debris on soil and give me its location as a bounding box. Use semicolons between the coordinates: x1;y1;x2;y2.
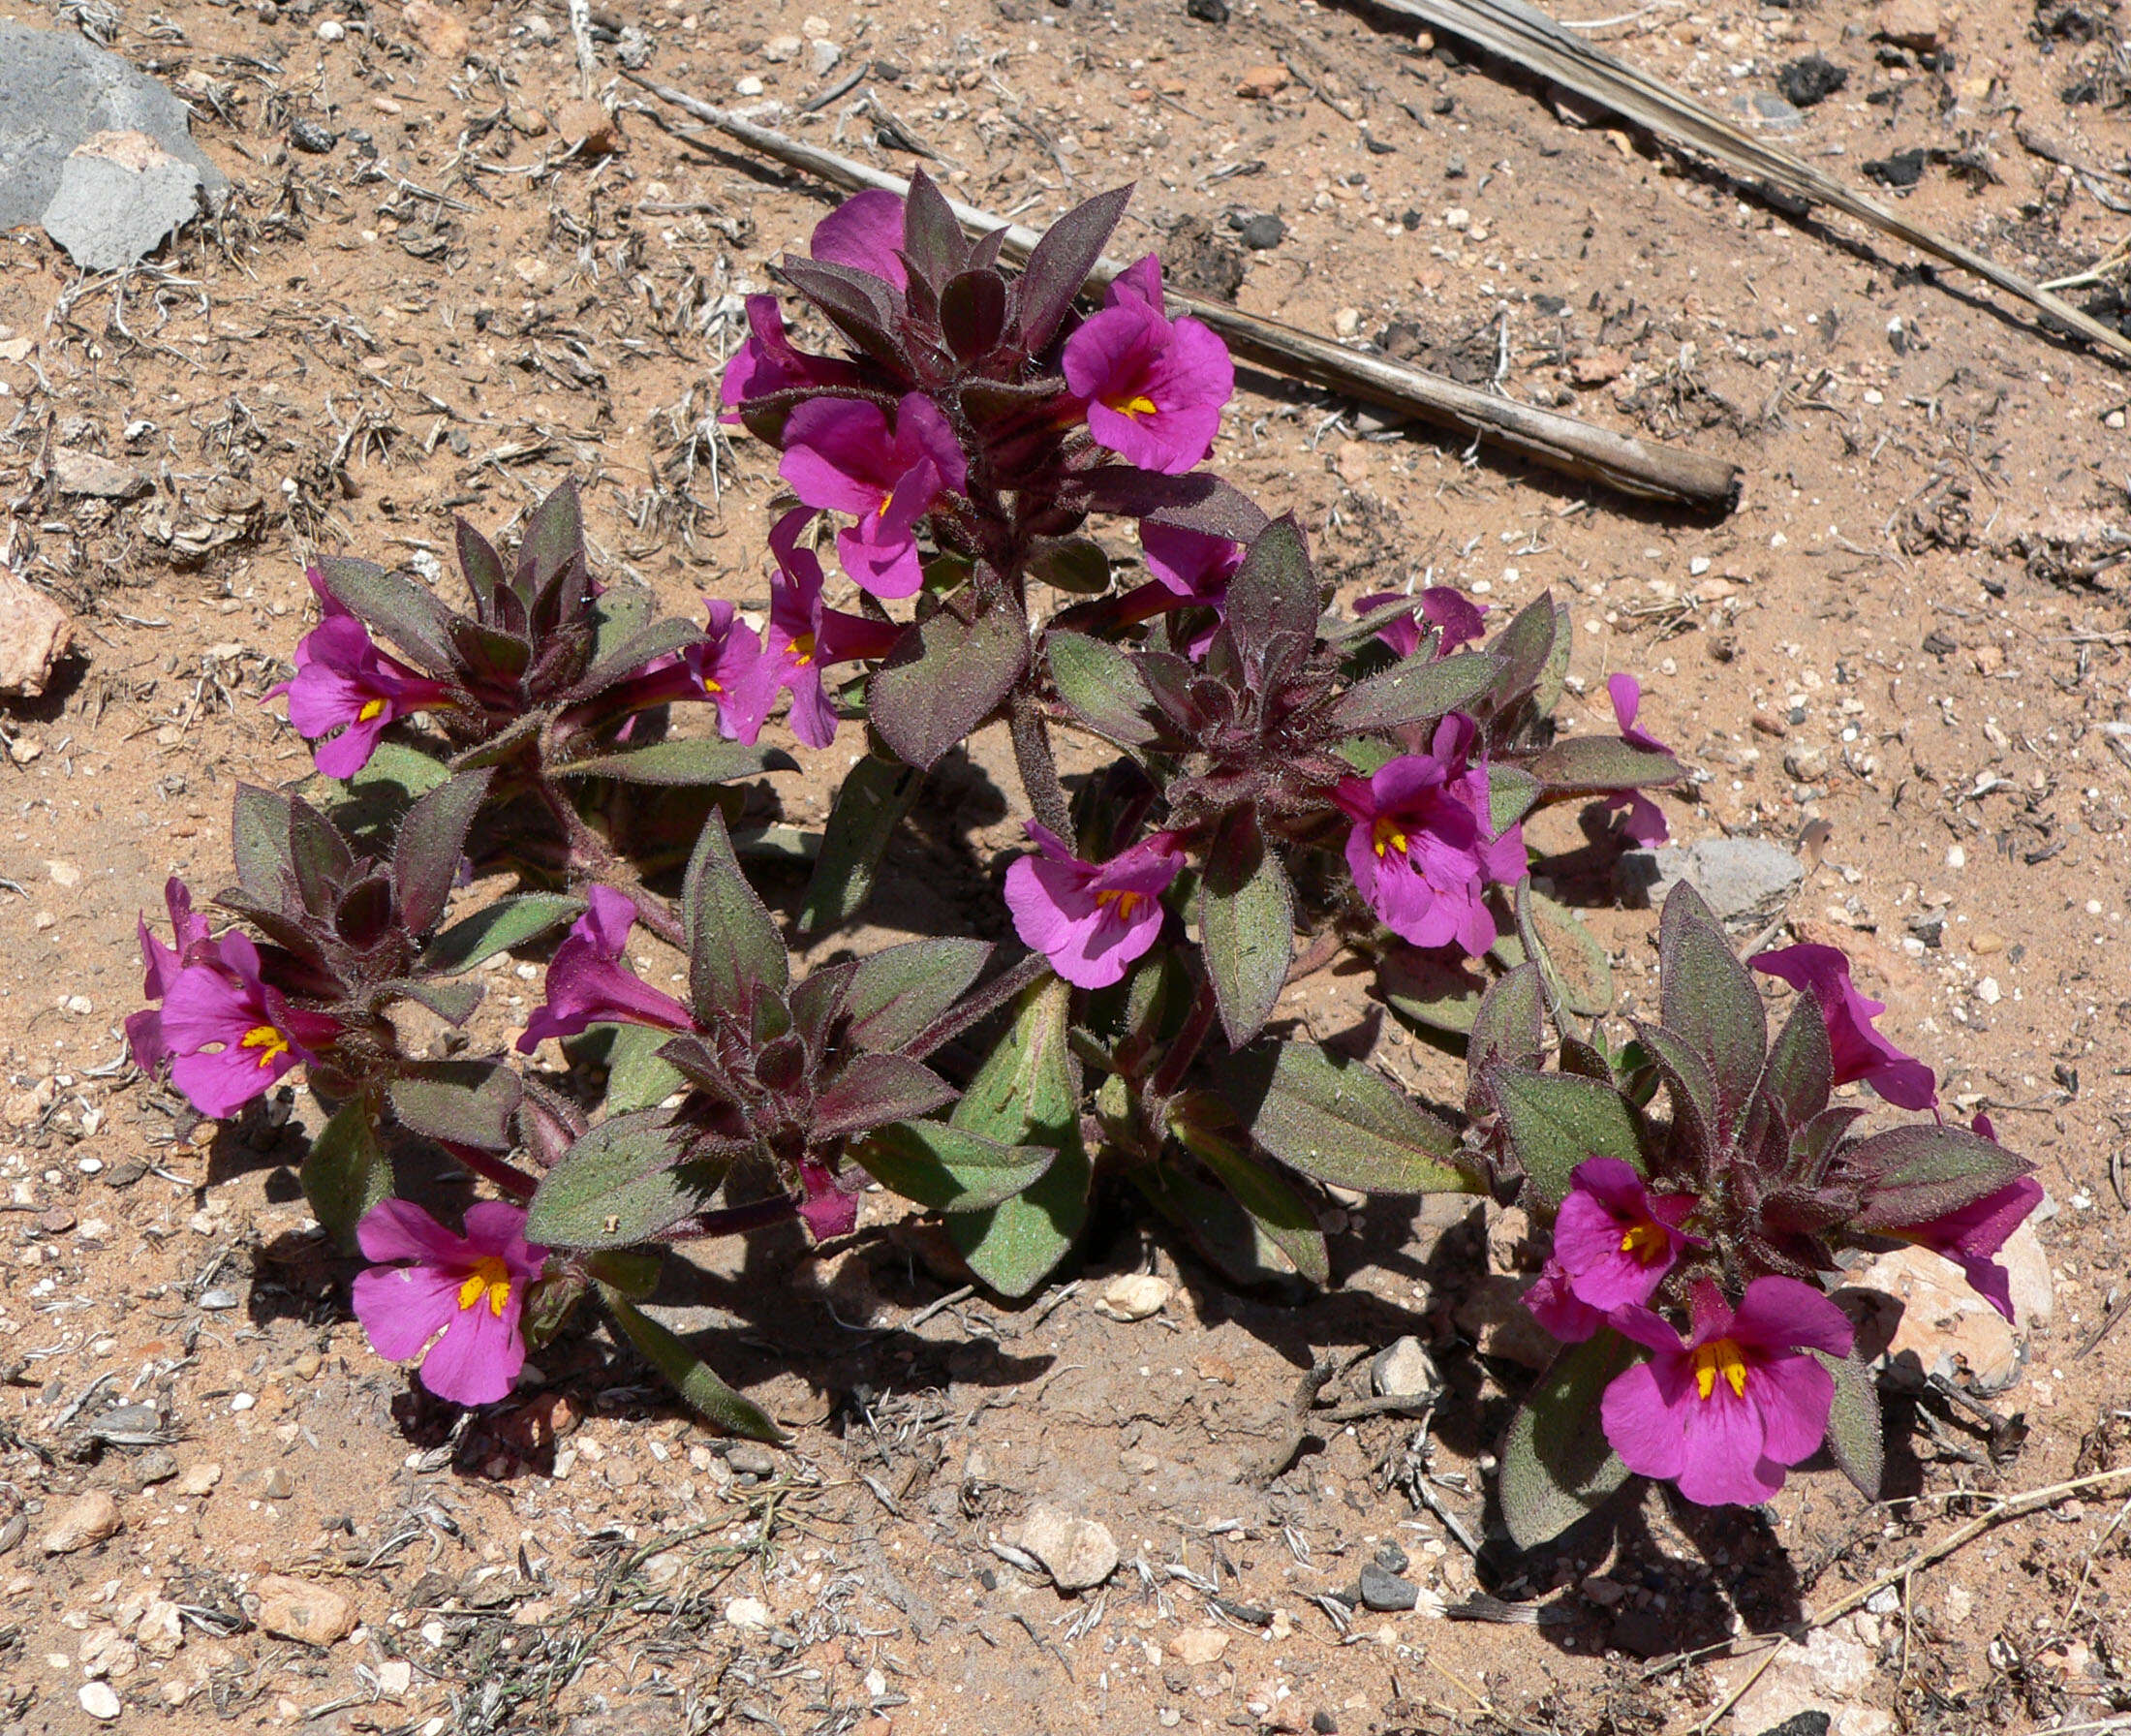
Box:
2;0;2131;1731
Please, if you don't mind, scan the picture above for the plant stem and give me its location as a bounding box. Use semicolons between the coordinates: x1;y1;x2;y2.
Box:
662;1194;800;1240
440;1139;540;1200
1008;682;1073;838
1149;975;1220;1103
534;775;689;948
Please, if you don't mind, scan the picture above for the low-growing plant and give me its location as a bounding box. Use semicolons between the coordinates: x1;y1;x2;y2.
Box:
127;172;2036;1543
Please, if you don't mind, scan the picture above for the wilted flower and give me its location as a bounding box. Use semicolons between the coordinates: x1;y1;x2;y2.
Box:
518;886;696;1051
1524;1259;1603;1344
1552;1157;1703;1311
808;187;910;291
352;1199;548;1407
269;595;455;778
158;934;342;1119
1062;255;1234;475
780;393;968;599
718;294;861;418
1876;1160;2044;1324
1601;1276;1853;1508
762;509;901;749
1750;943;1937;1111
1003;822;1184;989
1332;714;1524;957
126;877;218;1073
1603;674;1670;845
1359;587;1488;661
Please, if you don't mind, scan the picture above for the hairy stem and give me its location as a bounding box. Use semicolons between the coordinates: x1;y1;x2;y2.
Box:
661;1194;801;1240
439;1139;540;1200
1008;682;1073;838
1149;974;1220;1104
533;776;688;948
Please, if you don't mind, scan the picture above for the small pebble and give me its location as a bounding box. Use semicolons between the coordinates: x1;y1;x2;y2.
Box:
316;16;343;38
79;1682;122;1721
198;1287;239;1311
735;75;765;97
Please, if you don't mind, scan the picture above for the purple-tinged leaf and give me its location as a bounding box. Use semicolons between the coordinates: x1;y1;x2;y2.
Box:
1026;537;1113;596
1226;1041;1470;1195
685;810;788;1024
868;603;1030;770
1330;649;1501;732
1469;963;1546;1076
287;792;355;916
448;616;533;688
1220;518;1319;671
940;267;1010;362
1168;1107;1332;1286
232;783;295;904
1657;881;1765;1129
313;554;457;671
392;768;492;936
1758;992;1834;1133
1528;735;1684;793
1786;1104;1865;1188
455;517;506;615
389;1060;523;1152
1047;630;1162;749
1814;1347;1884;1499
1474;593;1556;717
375;976;484;1026
555;739;796;787
901;167;970;289
774;258;908;372
558;616;705;707
513;480;586;598
849;1120;1054;1213
1199;805;1294;1048
1848;1124;2035;1232
1488;764;1541;835
1077;466;1270;543
418;893;584;976
1015;182;1133;353
1633;1021;1721;1170
845;938;992;1053
333;874;395;949
1489;1066;1647;1209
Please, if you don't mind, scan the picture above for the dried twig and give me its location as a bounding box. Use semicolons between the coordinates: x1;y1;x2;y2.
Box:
1354;0;2131;367
621;72;1741;509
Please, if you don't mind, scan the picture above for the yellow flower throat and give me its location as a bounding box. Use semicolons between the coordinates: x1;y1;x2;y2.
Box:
1690;1338;1748;1401
1619;1221;1670;1265
240;1024;290;1069
1096;888;1143;920
1106;391;1158;419
1372;816;1409;859
456;1256;512;1318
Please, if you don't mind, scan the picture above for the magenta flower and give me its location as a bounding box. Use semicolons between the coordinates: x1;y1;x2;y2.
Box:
797;1157;862;1243
1604;674;1670;846
597;600;772;744
1601;1276;1854;1508
268;585;455;778
762;509;901;749
780;393;967;600
158;935;342;1119
810;188;910;292
1524;1259;1603;1344
352;1199;548;1407
1117;524;1244;656
1877;1166;2044;1324
717;294;861;418
1332;714;1525;956
1358;588;1488;661
1553;1157;1704;1311
1749;943;1937;1111
1003;822;1184;990
517;886;696;1052
125;877;218;1073
1062;254;1234;475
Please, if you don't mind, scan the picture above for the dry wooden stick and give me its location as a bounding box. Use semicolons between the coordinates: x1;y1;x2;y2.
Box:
622;72;1742;510
1356;0;2131;368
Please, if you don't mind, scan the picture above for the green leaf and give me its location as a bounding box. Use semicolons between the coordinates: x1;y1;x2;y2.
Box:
813;1053;956;1137
1378;946;1490;1038
685;810;788;1024
948;976;1092;1297
797;749;922;935
1199;806;1294;1048
313;554;456;669
287;792;355;915
1477;594;1557;712
1499;1330;1638;1551
849;1121;1057;1213
523;1110;711;1250
1128;1164;1309;1291
393;769;494;936
347;740;453;800
1047;630;1161;748
389;1061;523;1151
1519;888;1613;1020
1027;536;1113;595
1227;1042;1471;1195
1532;598;1574;720
1757;994;1833;1133
1633;1023;1720;1162
1469;963;1546;1075
1848;1125;2034;1232
1220;518;1319;666
418;893;585;976
554;739;797;786
1168;1118;1330;1285
601;1292;783;1442
1490;1068;1646;1209
1488;764;1541;835
602;1022;688;1114
231;783;294;901
844;938;992;1053
374;976;484;1027
1657;882;1766;1126
1329;649;1501;732
300;1097;390;1255
1816;1348;1883;1499
563;616;704;705
1528;734;1683;793
868;603;1030;770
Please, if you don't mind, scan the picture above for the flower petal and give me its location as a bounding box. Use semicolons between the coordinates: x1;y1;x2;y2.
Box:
352;1264;463;1361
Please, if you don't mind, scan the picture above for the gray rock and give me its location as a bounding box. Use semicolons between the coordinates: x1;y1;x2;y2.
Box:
1016;1505;1119;1593
52;447;149;499
133;1448;178;1487
0;22;226;231
41;131;207;273
1357;1563;1419;1611
1370;1336;1439;1400
1619;836;1804;922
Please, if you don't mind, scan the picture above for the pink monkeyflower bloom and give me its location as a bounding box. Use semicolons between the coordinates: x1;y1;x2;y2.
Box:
1604;673;1671;846
1524;1259;1604;1344
1554;1157;1704;1311
517;886;697;1052
780;393;967;600
1358;588;1488;661
1877;1150;2044;1324
762;509;901;749
1750;943;1937;1112
1003;822;1184;990
158;934;342;1119
717;294;862;420
1118;524;1245;656
1601;1276;1854;1508
1062;254;1235;475
597;600;772;744
810;188;910;292
1332;714;1525;957
352;1199;549;1407
268;581;455;779
125;876;219;1073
